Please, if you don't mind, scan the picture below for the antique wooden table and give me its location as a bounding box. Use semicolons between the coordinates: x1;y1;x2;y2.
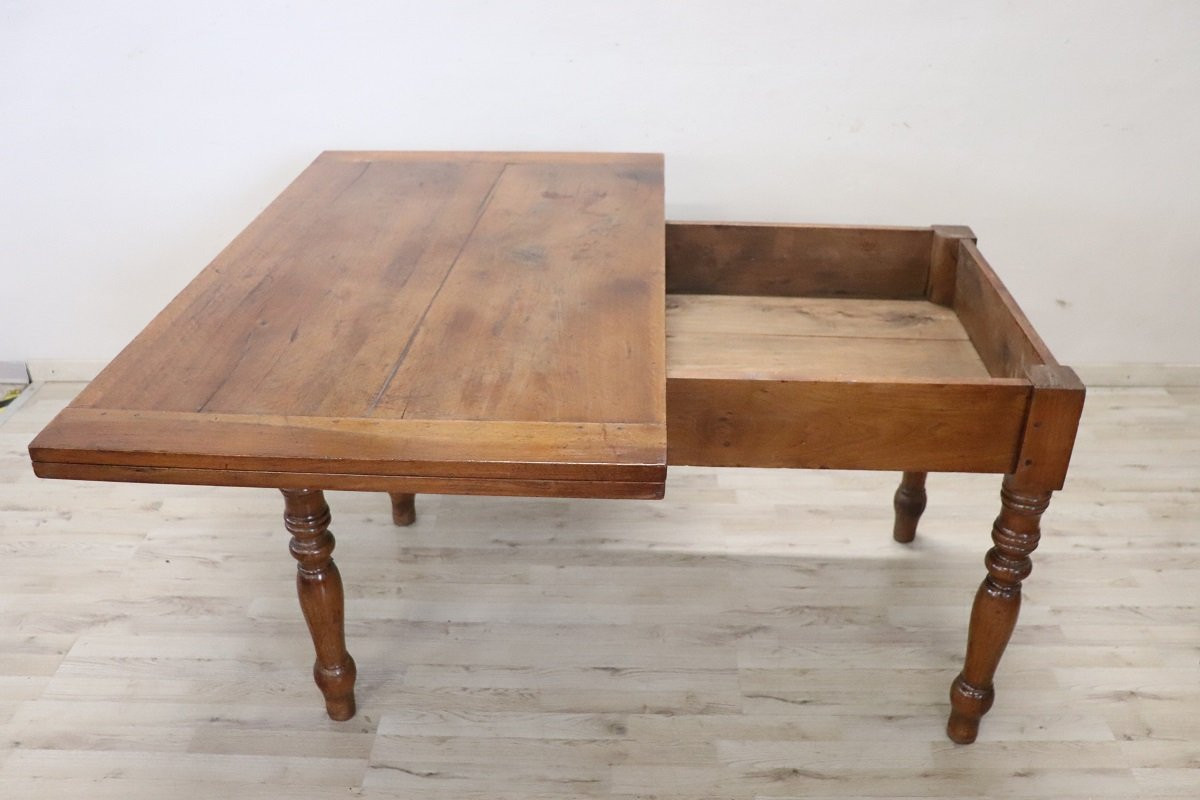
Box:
28;151;1083;744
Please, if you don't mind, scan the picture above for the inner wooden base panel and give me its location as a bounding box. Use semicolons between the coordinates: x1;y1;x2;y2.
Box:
667;294;991;381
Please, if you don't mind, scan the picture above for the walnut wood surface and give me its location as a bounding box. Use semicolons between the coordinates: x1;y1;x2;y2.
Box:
667;294;991;381
30;460;666;499
944;362;1083;741
388;492;416;526
1012;364;1087;491
948;476;1051;744
666;378;1030;473
926;225;976;306
31;410;664;484
892;471;927;543
954;241;1055;379
29;152;667;497
282;488;356;720
667;294;975;340
666;222;934;298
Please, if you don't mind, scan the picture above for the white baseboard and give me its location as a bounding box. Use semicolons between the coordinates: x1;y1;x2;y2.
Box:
0;361;30;384
17;359;1200;387
1074;363;1200;387
26;360;108;382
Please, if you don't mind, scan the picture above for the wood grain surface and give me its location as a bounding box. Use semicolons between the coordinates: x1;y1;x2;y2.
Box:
664;292;1028;472
665;222;934;298
954;240;1055;379
666;294;992;381
29;152;667;497
666;378;1030;473
926;225;976;306
1011;364;1087;491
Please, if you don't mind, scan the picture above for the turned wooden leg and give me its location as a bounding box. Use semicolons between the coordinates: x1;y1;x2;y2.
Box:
282;488;357;721
388;492;417;526
892;471;927;543
947;475;1051;744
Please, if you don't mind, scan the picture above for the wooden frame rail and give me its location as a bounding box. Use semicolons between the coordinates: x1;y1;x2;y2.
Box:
663;219;1084;744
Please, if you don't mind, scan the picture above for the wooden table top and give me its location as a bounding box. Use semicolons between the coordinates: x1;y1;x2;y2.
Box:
30;152;668;498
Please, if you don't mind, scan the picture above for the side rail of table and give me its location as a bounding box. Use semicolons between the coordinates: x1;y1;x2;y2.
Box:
663;221;1085;743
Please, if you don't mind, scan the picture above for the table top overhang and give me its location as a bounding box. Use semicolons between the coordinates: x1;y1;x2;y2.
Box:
30;151;668;499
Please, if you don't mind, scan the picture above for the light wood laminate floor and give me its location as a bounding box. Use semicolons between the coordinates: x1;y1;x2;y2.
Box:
1;381;1197;798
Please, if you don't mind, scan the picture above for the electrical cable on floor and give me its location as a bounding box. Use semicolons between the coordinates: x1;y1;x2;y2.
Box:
0;387;23;409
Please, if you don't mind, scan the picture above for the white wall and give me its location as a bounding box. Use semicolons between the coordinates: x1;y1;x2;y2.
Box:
2;1;1197;366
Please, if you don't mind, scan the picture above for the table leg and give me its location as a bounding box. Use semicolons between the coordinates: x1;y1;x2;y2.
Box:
388;492;417;527
281;488;357;720
947;474;1050;744
892;471;927;543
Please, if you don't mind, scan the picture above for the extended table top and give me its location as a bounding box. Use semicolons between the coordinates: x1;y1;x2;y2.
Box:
30;152;668;498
